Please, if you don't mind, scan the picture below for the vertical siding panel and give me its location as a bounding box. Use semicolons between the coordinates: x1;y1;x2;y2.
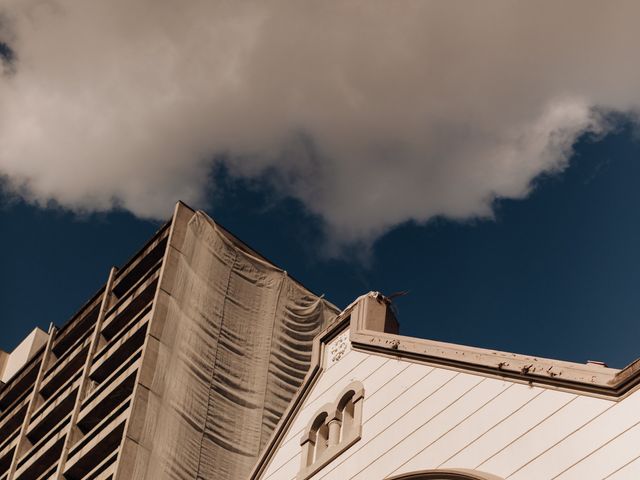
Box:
360;378;510;480
442;388;575;468
361;362;432;422
396;382;542;473
480;395;611;478
264;454;299;480
555;421;640;480
304;350;369;405
605;455;640;480
509;390;640;479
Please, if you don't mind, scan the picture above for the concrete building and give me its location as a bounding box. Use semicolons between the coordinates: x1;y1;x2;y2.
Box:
249;293;640;480
0;202;337;480
4;203;640;480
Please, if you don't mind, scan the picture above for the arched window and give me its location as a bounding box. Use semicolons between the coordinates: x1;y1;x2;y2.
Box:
335;383;364;443
300;407;331;468
337;390;355;441
298;381;365;480
386;469;504;480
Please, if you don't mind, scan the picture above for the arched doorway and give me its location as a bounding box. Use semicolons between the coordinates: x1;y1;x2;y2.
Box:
386;468;504;480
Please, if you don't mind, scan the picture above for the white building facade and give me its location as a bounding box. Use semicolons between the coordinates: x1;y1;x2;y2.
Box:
250;292;640;480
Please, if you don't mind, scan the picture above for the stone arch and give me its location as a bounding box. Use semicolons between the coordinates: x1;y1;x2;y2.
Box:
333;381;365;443
386;468;504;480
300;404;333;467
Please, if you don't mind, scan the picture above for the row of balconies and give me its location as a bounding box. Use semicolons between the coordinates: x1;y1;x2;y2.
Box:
8;309;150;480
0;222;169;480
49;221;168;365
0;355;42;412
0;222;168;416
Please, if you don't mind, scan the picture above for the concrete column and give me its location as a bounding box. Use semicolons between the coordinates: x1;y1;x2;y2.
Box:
54;266;117;479
327;418;341;447
112;202;190;480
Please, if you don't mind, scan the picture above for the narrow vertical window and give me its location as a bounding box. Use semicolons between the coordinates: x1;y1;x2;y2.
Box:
314;420;329;461
337;391;356;441
300;409;329;468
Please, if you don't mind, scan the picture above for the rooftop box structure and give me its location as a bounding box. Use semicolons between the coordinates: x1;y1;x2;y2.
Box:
0;328;49;385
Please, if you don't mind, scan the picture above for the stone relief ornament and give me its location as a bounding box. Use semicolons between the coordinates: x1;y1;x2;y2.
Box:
328;330;351;367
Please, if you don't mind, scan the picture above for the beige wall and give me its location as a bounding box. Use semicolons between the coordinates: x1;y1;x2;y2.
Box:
0;349;8;384
259;329;640;480
0;327;48;383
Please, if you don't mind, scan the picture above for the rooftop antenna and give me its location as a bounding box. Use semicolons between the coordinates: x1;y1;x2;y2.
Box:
384;290;410;321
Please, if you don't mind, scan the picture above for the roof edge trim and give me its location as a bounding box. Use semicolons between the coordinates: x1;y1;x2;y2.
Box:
351;325;640;401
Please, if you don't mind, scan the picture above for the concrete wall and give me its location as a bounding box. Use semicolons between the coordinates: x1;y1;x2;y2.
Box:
0;350;7;385
0;328;48;384
260;329;640;480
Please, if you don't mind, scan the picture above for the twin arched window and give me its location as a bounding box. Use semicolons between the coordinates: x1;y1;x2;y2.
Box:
298;381;364;480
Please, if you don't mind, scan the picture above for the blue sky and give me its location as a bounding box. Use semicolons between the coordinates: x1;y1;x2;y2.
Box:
2;124;639;368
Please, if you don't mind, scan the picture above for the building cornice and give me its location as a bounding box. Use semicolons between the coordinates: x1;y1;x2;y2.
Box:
350;319;640;400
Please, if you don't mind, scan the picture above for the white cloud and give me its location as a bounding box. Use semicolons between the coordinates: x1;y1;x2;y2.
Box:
0;1;638;245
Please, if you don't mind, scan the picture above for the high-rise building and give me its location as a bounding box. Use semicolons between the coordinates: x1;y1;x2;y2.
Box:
0;202;338;480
